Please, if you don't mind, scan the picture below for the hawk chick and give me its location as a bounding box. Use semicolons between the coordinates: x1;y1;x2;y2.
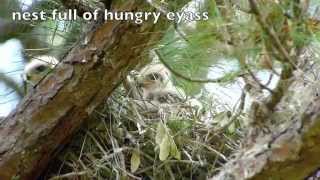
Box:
138;63;173;91
126;63;174;100
23;55;59;85
146;86;186;104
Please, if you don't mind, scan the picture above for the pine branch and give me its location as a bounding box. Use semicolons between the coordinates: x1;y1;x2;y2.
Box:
155;50;244;83
0;72;23;98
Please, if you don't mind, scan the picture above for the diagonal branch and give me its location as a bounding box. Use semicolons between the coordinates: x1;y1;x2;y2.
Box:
0;72;23;98
0;1;191;179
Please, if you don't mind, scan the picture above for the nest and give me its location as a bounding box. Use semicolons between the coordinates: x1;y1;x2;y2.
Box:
45;86;244;180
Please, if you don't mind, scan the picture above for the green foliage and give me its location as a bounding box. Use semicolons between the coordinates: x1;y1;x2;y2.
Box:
167;119;193;134
156;0;317;98
156;122;181;161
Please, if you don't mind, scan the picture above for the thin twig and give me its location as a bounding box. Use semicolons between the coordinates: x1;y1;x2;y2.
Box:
49;171;89;180
247;68;274;94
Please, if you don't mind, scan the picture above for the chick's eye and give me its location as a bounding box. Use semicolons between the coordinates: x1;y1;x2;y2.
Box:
35;65;48;72
147;73;161;81
26;74;31;80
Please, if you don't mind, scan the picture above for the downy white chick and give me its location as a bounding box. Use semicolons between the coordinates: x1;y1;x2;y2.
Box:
146;86;186;104
23;55;59;85
126;63;174;100
138;63;174;99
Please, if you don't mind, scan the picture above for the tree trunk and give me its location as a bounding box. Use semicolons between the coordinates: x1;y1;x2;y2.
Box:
0;1;188;179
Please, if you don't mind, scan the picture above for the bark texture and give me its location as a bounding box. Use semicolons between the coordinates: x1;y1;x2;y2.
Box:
0;1;188;179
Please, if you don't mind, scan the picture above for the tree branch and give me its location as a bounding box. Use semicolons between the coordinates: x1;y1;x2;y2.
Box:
0;0;190;179
155;50;244;83
0;72;23;98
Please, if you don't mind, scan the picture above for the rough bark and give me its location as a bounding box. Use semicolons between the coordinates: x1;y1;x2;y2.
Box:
0;0;188;179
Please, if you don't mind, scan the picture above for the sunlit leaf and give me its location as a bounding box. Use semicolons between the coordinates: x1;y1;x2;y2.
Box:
169;136;181;160
130;150;141;173
156;122;166;145
159;134;170;161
